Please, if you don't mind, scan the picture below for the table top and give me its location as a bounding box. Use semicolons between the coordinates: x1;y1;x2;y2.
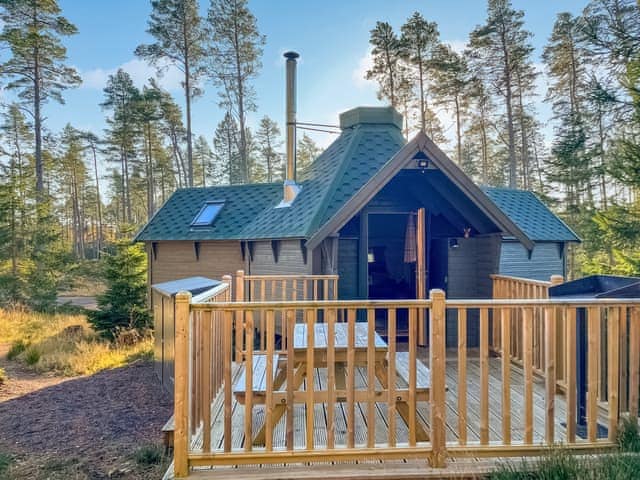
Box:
293;322;387;351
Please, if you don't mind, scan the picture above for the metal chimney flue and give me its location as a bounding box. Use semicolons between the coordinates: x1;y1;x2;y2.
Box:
281;51;301;207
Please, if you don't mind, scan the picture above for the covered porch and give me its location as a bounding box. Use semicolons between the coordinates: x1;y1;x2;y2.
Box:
160;272;640;479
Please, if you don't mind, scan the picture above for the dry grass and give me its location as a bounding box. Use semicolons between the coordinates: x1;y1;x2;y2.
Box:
0;308;152;376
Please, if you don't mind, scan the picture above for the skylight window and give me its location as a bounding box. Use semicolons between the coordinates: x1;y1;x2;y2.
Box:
191;202;224;226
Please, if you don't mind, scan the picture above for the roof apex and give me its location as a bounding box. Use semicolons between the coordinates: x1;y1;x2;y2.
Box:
339;106;402;130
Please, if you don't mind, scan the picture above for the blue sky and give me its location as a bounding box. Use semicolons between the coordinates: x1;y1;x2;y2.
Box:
38;0;587;151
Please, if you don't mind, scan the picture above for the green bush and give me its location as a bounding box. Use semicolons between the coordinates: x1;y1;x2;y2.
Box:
133;444;164;466
7;340;27;360
88;240;150;339
618;416;640;453
24;347;40;365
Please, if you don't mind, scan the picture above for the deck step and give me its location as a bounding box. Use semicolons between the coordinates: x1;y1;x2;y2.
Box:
163;458;504;480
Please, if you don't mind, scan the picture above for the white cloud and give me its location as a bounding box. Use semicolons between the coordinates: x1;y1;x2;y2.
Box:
352;49;375;90
79;58;183;92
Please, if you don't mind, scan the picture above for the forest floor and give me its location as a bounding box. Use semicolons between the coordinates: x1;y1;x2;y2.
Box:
0;343;173;480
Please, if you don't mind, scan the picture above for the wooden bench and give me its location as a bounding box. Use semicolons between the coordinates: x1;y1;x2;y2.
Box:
233;354;284;405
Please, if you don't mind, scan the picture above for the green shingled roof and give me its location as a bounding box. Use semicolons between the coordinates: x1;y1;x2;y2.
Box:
483;187;581;242
135;106;579;245
135;183;282;241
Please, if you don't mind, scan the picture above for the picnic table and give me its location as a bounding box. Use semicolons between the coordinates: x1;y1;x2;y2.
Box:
234;322;432;445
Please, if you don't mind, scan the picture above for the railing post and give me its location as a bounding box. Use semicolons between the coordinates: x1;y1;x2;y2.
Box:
174;291;192;478
235;269;245;301
429;289;447;468
222;275;232;301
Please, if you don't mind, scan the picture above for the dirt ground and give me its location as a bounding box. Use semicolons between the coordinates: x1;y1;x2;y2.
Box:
0;346;173;480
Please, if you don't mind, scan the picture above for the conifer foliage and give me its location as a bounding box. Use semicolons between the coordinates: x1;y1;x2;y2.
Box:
88;240;150;338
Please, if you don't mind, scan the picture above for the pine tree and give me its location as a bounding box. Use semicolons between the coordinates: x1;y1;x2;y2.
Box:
100;69;141;225
207;0;265;184
255;116;283;183
193;135;214;187
135;0;207;187
88;239;150;338
297;133;321;181
431;44;471;164
468;0;534;188
366;22;403;108
212;111;240;184
155;83;189;188
79;131;104;257
58;124;89;259
135;83;163;219
400;12;440;133
0;0;81;200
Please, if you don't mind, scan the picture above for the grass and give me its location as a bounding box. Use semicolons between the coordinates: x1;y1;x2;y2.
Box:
0;308;153;376
133;444;165;466
490;418;640;479
0;452;11;476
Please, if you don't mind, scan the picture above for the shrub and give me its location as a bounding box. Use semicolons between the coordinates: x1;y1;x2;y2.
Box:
24;347;41;365
7;340;27;360
133;444;164;466
88;240;150;339
617;416;640;453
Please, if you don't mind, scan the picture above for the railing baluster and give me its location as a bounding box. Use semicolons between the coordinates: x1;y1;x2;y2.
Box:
566;307;577;443
202;309;212;453
588;306;600;442
480;307;489;445
244;311;254;451
327;308;336;449
266;309;275;451
306;309;315;450
223;309;233;453
388;308;397;447
260;281;266;351
408;307;417;447
523;307;534;444
347;308;356;448
367;308;376;448
286;309;295;450
545;304;556;444
608;306;620;442
501;306;511;445
458;308;467;446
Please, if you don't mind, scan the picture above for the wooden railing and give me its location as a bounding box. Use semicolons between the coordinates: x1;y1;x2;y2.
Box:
491;275;565;383
233;271;339;353
172;291;640;477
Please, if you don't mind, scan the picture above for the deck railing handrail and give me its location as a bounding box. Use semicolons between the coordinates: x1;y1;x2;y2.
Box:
490;273;553;288
190;298;640;310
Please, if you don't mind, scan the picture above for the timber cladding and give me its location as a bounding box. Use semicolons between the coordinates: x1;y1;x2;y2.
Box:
248;239;311;275
148;240;244;284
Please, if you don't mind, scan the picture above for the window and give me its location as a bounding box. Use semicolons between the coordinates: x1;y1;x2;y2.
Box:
191;202;223;226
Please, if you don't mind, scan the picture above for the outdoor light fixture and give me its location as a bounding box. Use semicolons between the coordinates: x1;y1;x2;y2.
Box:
449;238;459;249
413;150;429;169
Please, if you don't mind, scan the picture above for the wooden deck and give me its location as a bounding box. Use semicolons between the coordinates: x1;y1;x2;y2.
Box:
164;349;611;479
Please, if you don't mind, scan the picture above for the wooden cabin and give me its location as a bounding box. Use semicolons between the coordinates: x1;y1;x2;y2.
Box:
136;106;578;298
